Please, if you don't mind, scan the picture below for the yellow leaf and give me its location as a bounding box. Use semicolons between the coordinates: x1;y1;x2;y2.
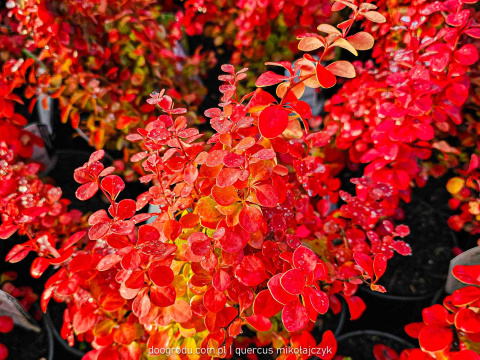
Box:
447;177;465;195
332;38;358;56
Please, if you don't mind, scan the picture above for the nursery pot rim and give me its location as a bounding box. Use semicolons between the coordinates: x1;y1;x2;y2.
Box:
357;285;441;302
336;329;415;349
431;287;446;306
44;304;86;358
33;303;55;360
333;298;347;337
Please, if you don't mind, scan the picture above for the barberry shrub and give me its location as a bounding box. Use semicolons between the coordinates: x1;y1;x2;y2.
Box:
1;0;210;151
8;3;419;359
319;0;480;227
0;272;39;360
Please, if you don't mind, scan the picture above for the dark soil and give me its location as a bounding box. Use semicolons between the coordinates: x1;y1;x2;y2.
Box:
336;331;414;360
1;320;50;360
375;177;458;297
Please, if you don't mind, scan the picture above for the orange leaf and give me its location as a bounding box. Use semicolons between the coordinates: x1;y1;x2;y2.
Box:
326;61;356;78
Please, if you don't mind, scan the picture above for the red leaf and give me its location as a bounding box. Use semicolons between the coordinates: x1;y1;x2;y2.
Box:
258;106;289;139
446;83;469;107
363;11;386;23
217;168;241;188
132;289;151;318
245;315;272;331
422;305;449;326
213;269;231;292
31;257;50;278
110;220;135;235
221;64;235;74
184;163;198;184
101;175;125;200
280;268;306;295
63;231;87;250
253;289;284;317
450;350;480;360
268;274;298;305
239;204;263;233
212;185;240;206
255;184;279;207
344;295;366;320
290;101;312;119
76;182;99;201
373;254;387;280
316;63;336;88
418;325;452;352
204;287;227;313
304;287;329;314
317;330;337;360
0;343;8;360
0;316;14;333
235;255;268;286
223;153;244;167
282;300;310;332
5;244;30;263
121;249;141;271
150;285;176;307
116;199;136;220
98;346;120;360
454;44;479;65
354;252;374;280
453;265;480;285
88;209;111;225
89;150;105;163
138;225;160;244
163;220;182;241
48;248;75;265
73;309;97;333
168;299;192;323
256;71;289;87
219;227;248;253
452;286;480;306
394;225;410;237
455;308;480;333
293;246;318;274
89;222;110;240
373;344;399;360
404;322;425;338
149;266;174;287
245;89;276;113
391;241;412;256
97;254;121;271
0;224;18;239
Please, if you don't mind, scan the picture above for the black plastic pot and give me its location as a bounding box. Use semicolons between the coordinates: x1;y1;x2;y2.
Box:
3;304;54;360
431;288;447;306
40;304;55;360
44;304;86;358
336;330;415;359
312;299;347;339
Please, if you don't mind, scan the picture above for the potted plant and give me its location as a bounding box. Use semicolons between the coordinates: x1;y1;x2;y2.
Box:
0;272;54;360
